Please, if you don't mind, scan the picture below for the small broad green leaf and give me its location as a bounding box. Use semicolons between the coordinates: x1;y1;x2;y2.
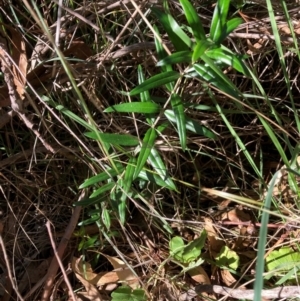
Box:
215;246;240;270
104;102;161;114
205;48;250;75
182;230;207;263
179;0;206;43
266;247;300;281
111;286;147;301
79;165;124;189
129;71;181;96
156;51;192;66
170;94;186;150
169;236;185;260
210;0;230;44
85;132;139;146
151;7;192;51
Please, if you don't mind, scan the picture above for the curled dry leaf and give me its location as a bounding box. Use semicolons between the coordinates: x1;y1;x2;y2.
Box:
204;217;224;257
103;255;140;289
10;28;27;99
72;256;119;286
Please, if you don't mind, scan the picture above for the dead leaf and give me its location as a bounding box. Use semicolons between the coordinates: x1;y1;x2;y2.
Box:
10;28;27;99
71;257;119;286
103;255;139;289
75;273;102;301
220;269;236;287
188;266;210;285
204;218;224;257
221;208;250;223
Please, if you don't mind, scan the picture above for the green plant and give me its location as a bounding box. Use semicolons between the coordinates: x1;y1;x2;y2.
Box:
75;0;249;228
169;231;206;272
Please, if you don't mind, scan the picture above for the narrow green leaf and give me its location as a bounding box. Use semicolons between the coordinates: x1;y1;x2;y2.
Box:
138;65;151;102
134;128;157;179
85;132;139;146
138;170;176;190
254;170;281;301
90;182;116;198
210;0;230;44
226;18;243;36
205;48;250;75
79;165;124;189
148;148;177;191
171;94;186;151
121;157;136;202
156;51;192;66
179;0;206;42
129;71;180;96
102;208;111;230
193;63;240;100
104;102;161;114
192;40;214;63
74;195;107;206
151;7;192;51
165;109;217;139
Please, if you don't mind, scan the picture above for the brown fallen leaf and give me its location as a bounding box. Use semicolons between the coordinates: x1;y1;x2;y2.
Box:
72;257;119;286
220;269;237;287
103;255;140;289
10;27;27;99
188;266;210;285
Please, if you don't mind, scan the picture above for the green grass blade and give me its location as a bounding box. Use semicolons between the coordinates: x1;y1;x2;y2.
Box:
205;48;250;75
179;0;206;42
254;171;280;301
164;109;217;139
151;7;192;51
79;166;124;189
129;71;180;96
226;17;243;36
193;62;240;100
192;40;214;63
104;102;161;114
134;127;157;179
148;148;177;191
170;94;186;151
138;170;176;190
85;132;139;146
156;51;192;66
210;91;261;178
210;0;230;44
90;182;116;198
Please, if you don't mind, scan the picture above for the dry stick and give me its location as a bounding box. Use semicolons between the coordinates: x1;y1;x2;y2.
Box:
45;221;76;301
0;234;25;301
179;285;300;301
41;191;85;301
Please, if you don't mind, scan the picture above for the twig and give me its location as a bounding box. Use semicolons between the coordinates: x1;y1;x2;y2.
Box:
196;284;300;299
0;234;24;301
179;285;300;300
41;191;85;301
45;221;76;301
